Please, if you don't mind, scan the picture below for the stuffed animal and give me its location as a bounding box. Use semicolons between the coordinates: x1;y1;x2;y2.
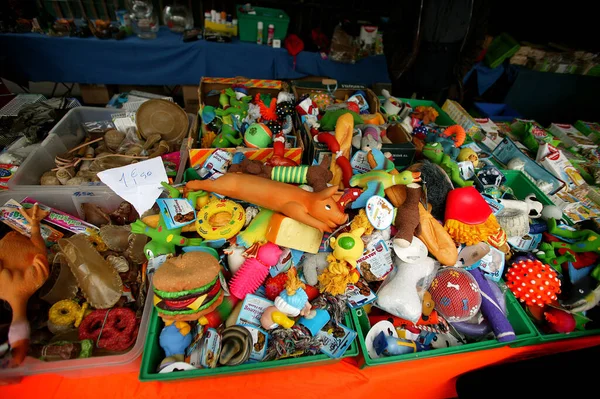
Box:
425;132;460;159
423;142;473;188
393;184;422;248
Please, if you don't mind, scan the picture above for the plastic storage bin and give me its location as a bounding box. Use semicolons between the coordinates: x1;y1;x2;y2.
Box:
473;102;522;122
236;4;290;43
139;307;358;381
8;107;191;190
351;291;537;368
501;171;599;342
0;187;152;382
485;33;520;69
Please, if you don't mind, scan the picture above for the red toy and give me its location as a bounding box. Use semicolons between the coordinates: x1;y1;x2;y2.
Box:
314;133;352;188
429;268;482;322
544;307;576;333
506;259;561;307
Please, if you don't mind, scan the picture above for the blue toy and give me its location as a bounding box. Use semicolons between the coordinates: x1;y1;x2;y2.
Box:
373;331;430;356
159;321;192;370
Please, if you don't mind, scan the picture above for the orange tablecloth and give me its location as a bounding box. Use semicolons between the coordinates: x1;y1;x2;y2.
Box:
2;335;599;398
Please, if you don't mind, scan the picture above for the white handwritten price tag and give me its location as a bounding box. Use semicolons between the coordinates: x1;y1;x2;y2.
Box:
97;157;168;216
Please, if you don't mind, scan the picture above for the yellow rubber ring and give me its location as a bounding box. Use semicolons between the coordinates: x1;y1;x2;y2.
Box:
195;199;245;240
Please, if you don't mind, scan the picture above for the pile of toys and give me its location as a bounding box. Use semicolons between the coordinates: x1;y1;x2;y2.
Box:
0;197;147;367
199;87;296;153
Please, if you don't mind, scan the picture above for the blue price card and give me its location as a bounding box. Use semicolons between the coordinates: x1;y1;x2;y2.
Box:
156;198;196;230
316;322;357;359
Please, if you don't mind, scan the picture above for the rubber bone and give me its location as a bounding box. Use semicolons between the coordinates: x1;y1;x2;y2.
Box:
375;256;436;323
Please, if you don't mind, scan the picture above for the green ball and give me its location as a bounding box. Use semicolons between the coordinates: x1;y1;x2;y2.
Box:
244;123;273;148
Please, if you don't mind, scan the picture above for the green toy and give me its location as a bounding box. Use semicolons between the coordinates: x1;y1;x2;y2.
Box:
212;124;243;148
319;109;364;131
349;169;421;209
544;218;600;253
131;215;203;260
236;208;274;248
422;142;474;188
536;243;577;273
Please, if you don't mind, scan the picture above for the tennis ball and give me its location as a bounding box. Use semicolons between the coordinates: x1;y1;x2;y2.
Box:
244;123;273;148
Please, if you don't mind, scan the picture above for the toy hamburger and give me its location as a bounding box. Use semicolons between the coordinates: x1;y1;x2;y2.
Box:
153;252;224;321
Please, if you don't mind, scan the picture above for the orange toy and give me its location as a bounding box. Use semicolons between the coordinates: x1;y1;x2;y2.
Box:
0;204;50;367
330;113;354;189
442;125;466;147
186;174;348;233
506;259;561;307
361;113;385;125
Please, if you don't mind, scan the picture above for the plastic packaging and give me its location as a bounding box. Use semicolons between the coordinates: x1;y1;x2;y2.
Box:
256;21;263;45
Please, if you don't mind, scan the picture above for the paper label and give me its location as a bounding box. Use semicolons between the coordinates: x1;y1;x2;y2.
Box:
236;294;274;329
366;196;395;230
0;199;63;244
508;233;542;252
112;113;136;133
269;248;293;277
458;161;475;180
21;197;99;235
357;240;393;281
198;149;232;180
97;157;169;216
146;254;169;277
350;150;372;174
345;279;377;308
483;196;505;215
241;325;269;362
156;198;196;230
198;327;220;369
316;322;357;358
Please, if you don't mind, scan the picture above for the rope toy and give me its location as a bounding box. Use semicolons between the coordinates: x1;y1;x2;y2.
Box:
78;308;139;351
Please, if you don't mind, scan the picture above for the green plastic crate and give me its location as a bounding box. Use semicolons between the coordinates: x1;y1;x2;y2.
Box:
236;5;290;43
139;306;359;381
501;170;600;342
351;291;537;368
485;33;520;69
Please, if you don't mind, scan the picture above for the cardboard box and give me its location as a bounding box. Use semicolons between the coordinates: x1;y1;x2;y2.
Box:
547;123;596;152
80;84;113;105
182;85;199;114
442;99;482;137
189;77;303;168
536;143;586;191
473;118;504;151
291;80;381;165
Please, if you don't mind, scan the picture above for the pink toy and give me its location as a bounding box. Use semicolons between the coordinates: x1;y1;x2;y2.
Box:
229;243;283;300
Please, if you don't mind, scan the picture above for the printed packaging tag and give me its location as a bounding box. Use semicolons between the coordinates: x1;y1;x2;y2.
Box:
316;322;357;358
241;325;269;362
146;255;169;277
269;247;293;277
350;150;372;174
366;196;395;230
477;245;505;282
357;240;393;281
198;149;233;180
156;198;196;230
508;233;542;252
21;197;99;235
345;278;377;308
458;161;475;180
0;199;63;244
483;196;505;215
236;294;274;328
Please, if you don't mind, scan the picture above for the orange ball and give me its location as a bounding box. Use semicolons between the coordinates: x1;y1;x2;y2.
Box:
506;260;561;307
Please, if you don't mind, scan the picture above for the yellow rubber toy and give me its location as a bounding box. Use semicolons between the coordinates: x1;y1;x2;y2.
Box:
196;199;245;240
49;300;89;329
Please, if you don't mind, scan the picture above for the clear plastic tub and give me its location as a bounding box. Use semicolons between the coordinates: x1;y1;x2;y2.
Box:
0;187;151;382
8;107;192;189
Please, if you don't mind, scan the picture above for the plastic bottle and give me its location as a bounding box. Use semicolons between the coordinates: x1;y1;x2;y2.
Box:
267;24;275;46
204;11;211;25
257;21;263;45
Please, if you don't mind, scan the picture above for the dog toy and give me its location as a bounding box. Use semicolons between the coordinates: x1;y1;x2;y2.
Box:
266;213;323;254
444;187;501;246
393;183;422;248
376;256;436;322
158;321;192;370
301;253;329;286
373;331;429;356
457;148;479;168
79;308;138;351
228;158;272;179
0;203;50;366
255;93;277;121
244;123;273;148
196;199;245;240
545;218;600;254
152;252;223;321
198;296;240;329
212;124;243;148
442;125;466;147
416;203;458;266
412;106;439;124
330;227;366;268
350;169;421;209
495;198;530;238
237;208;274;248
425;131;461;159
267;133;299;167
423;142;473;187
535;245;576;273
544;307;576;333
330;113;354;189
314;136;352;189
229;243;283;300
429;268;481;322
186;174;348;233
48;299;88;334
58;234;123;309
131;212;203;260
273;268;311;318
506;259;561;307
219;325;253;366
318;257;360;296
469;268;515;342
270;156;333;192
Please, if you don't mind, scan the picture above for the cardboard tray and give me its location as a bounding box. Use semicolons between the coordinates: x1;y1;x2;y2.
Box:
188;77;304;169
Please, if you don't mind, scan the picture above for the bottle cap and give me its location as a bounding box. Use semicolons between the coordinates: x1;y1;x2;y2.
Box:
257;21;263;29
232;19;238;25
269;24;274;28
